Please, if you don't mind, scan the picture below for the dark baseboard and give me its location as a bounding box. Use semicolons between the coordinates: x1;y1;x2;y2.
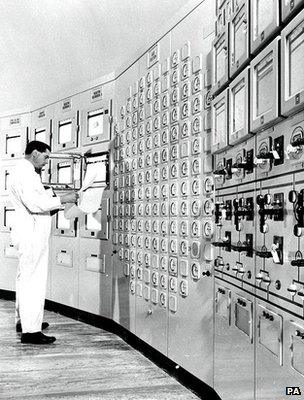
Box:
0;289;221;400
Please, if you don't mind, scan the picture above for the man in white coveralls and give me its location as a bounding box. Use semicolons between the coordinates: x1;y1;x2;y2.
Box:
9;141;78;344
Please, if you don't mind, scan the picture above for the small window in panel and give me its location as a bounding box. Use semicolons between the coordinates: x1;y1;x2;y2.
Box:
236;305;250;335
258;306;283;365
216;45;226;83
256;57;273;116
58;119;72;144
230;2;249;77
233;14;246;61
35;128;46;143
4;170;10;191
288;26;304;98
212;30;228;93
5;207;15;230
281;0;304;22
6;136;21;156
234;85;245;131
56;210;71;230
229;68;249;145
281;11;304;115
251;38;280;131
87;109;104;137
234;297;253;342
211;89;229;154
58;164;72;184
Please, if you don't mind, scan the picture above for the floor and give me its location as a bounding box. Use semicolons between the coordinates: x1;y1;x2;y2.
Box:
0;300;200;400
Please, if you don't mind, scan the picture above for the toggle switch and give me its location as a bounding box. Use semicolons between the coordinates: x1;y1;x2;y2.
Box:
287;283;298;297
254;245;272;259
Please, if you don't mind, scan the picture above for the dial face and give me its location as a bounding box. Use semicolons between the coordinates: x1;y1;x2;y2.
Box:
162;93;169;109
181;201;188;215
204;199;213;215
191;220;200;237
203;221;214;238
182;82;190;99
191;263;200;279
192;200;200;216
180;240;188;255
192;159;200;174
181;121;189;138
181;221;188;236
193;74;202;93
204;177;214;194
169;257;178;274
182;102;189;119
193;116;201;134
180;280;188;296
181;161;189;176
192;180;200;195
170;220;177;235
181;182;188;196
182;61;190;79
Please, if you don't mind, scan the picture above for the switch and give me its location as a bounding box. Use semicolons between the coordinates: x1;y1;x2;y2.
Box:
273;236;284;264
273;135;284;166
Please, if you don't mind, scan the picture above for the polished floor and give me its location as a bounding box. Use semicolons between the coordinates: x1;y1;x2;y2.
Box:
0;300;200;400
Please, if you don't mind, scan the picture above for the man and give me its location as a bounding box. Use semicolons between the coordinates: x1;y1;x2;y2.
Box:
9;141;78;344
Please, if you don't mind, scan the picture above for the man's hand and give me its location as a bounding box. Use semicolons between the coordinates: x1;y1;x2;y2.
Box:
59;191;79;204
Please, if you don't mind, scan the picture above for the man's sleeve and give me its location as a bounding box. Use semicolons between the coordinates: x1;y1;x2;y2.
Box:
13;168;62;213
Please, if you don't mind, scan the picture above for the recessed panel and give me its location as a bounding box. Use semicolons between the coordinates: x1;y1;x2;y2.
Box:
251;38;281;132
281;10;304;116
250;0;280;54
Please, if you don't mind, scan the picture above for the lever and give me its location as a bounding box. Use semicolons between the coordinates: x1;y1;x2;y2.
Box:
256;194;284;233
254;245;272;259
289;189;304;228
213;168;226;176
212;237;231;250
232;161;255;171
230;241;252;253
291;250;304;267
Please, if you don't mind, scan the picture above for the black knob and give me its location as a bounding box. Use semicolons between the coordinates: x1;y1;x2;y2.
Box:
291;259;304;267
256;195;264;205
247;271;252;279
275;280;281;290
294;224;302;237
264;193;271;205
289;190;298;203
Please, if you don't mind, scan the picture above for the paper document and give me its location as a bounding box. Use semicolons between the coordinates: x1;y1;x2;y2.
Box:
64;162;106;219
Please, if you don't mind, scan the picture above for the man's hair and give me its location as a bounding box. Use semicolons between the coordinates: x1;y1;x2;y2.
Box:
25;141;51;155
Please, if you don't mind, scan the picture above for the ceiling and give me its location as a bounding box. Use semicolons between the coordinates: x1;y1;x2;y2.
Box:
0;0;192;114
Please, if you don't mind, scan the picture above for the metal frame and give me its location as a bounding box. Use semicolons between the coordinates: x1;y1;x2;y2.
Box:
281;9;304;116
80;100;112;146
250;0;280;55
229;0;250;78
250;37;281;132
229;66;250;145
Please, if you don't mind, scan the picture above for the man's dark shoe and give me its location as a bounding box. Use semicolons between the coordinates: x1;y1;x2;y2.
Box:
21;332;56;344
16;322;49;333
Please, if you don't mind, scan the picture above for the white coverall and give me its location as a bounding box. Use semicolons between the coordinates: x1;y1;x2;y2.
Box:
9;159;61;333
